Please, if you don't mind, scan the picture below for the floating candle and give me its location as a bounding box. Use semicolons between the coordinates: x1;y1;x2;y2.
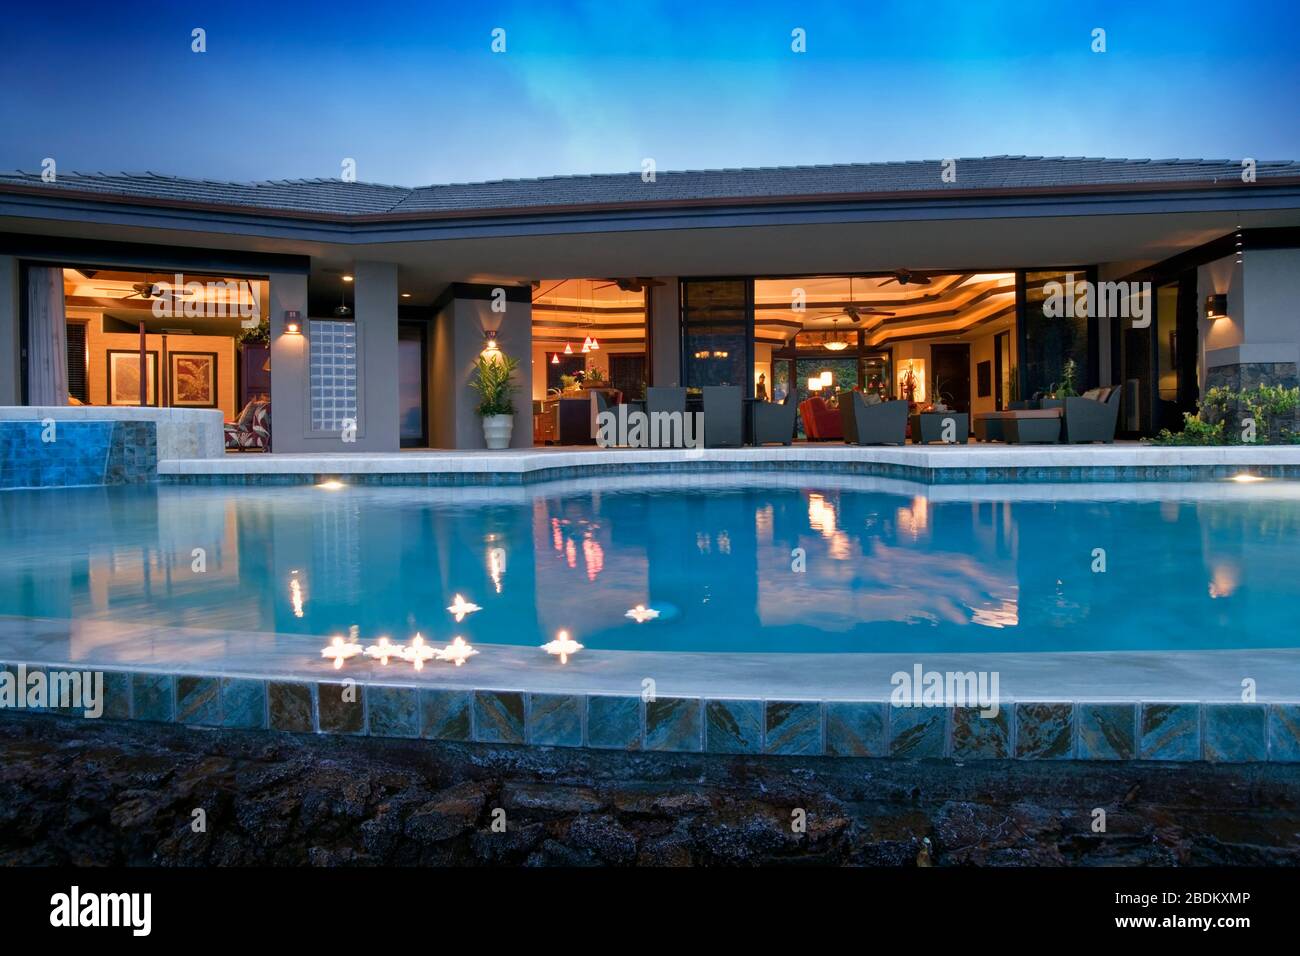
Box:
400;633;437;670
364;636;404;665
446;593;482;623
437;636;479;667
321;634;362;669
541;629;583;664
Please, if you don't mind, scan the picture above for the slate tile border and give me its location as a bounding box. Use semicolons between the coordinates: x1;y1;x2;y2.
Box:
1;664;1292;763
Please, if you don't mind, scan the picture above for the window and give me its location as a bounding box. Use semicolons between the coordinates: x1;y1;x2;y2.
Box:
309;319;358;432
65;322;88;403
682;279;749;391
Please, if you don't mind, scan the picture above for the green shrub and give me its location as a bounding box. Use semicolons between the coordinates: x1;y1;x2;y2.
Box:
471;353;519;417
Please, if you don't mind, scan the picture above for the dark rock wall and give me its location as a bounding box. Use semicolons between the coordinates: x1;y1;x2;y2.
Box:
2;716;1298;866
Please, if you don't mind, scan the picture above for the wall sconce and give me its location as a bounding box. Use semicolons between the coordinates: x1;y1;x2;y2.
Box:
1205;294;1228;319
482;330;502;359
282;310;302;334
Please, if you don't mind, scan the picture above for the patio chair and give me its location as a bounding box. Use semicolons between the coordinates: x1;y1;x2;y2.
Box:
1062;387;1121;443
752;392;797;446
224;400;271;451
702;385;743;448
646;386;687;417
839;392;908;445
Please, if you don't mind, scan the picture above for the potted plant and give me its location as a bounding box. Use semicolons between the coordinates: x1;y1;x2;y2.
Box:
470;352;520;449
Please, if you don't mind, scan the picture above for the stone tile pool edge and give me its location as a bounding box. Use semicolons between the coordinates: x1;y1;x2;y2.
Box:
4;661;1296;764
159;459;1300;486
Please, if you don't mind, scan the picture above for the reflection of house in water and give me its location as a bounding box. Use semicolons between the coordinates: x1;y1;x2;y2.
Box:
755;488;1020;637
532;496;647;639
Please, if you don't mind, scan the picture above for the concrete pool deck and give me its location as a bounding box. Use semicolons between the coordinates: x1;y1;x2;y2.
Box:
159;442;1300;485
4;616;1299;763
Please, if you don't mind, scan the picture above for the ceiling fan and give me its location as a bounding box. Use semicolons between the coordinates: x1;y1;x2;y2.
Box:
594;277;666;293
878;269;934;287
812;277;894;350
95;281;192;300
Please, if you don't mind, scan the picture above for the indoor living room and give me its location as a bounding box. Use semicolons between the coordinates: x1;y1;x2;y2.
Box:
752;271;1018;443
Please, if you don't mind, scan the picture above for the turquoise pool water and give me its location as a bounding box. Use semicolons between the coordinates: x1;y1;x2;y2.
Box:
1;479;1299;654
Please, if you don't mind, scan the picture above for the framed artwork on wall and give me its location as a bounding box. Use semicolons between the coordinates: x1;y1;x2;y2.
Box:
107;350;159;406
169;351;219;407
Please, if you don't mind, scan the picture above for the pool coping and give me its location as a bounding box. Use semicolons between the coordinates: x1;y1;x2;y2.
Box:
157;444;1300;486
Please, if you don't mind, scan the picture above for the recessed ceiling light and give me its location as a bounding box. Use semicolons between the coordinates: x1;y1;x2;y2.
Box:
401;293;411;298
342;275;354;283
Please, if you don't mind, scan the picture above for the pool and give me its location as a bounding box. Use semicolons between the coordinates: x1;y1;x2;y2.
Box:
3;474;1300;657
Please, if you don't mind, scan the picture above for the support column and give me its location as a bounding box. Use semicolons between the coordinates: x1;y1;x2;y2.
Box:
649;278;680;387
430;285;532;449
0;256;20;405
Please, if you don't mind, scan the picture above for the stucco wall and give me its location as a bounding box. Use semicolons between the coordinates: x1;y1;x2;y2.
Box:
430;290;533;449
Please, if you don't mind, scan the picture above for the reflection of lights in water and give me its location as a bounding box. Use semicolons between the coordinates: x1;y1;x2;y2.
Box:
551;518;564;553
437;636;478;666
808;493;836;536
696;532;711;553
400;633;437;670
582;537;604;580
717;530;731;554
564;539;577;568
897;496;929;538
289;573;304;618
625;604;660;623
487;544;506;593
1209;562;1240;598
755;504;773;540
542;629;583;664
447;593;482;622
364;636;403;665
316;480;346;490
828;531;852;560
1229;473;1265;483
971;598;1020;628
1160;500;1180;522
321;629;362;669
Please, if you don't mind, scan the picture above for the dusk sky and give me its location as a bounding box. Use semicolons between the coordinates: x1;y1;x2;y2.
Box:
3;0;1299;186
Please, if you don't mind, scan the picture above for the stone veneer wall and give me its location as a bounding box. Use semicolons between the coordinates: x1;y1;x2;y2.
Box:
0;420;156;489
1205;361;1299;392
1205;361;1300;440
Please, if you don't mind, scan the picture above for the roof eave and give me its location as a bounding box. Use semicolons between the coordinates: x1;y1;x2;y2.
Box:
2;176;1298;226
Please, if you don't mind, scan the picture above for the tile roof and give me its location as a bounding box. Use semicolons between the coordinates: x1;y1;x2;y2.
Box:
2;157;1296;219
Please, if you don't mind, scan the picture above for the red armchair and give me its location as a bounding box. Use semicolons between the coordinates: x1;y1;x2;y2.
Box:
798;396;842;440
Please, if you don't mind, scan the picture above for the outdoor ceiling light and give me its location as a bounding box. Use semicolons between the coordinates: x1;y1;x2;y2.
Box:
825;339;849;351
1205;294;1228;319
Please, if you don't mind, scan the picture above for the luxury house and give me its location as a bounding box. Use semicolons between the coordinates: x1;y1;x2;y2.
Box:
2;156;1299;452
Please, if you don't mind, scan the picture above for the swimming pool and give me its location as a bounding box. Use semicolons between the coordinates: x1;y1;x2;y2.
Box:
2;474;1299;657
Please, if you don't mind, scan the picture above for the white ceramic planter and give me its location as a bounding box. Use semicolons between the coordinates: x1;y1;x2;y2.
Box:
482;414;514;449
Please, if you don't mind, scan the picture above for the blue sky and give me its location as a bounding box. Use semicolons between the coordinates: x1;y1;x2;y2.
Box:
2;0;1298;186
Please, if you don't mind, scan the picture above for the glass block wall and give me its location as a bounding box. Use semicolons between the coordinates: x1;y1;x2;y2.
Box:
308;319;359;432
